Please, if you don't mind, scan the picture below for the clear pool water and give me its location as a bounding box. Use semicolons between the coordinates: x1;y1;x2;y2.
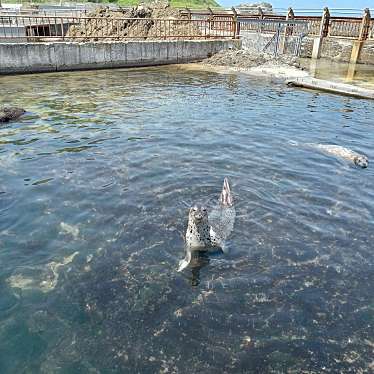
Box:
0;66;373;373
301;58;374;89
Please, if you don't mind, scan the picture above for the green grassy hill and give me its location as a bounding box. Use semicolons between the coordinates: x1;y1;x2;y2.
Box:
1;0;222;9
117;0;221;7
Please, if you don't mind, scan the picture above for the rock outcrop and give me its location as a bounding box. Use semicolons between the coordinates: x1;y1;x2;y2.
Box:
0;107;26;123
236;2;273;13
67;1;202;41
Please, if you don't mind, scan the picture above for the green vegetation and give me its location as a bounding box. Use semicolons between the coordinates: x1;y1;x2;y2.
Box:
117;0;221;7
1;0;222;9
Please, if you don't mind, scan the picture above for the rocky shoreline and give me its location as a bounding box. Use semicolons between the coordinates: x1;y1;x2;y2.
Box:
0;107;25;123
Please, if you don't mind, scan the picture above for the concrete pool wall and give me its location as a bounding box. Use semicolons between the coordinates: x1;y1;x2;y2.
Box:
300;38;374;64
240;31;374;65
0;39;240;75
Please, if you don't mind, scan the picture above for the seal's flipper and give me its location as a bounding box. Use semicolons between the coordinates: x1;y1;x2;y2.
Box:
219;241;228;254
177;250;192;272
219;177;233;207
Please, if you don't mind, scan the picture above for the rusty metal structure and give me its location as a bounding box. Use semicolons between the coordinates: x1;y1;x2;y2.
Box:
240;19;309;57
0;7;373;43
0;15;236;41
180;7;374;41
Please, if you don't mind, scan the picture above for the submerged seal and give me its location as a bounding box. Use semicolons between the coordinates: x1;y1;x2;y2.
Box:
178;178;236;272
312;144;368;168
0;107;26;123
289;141;368;169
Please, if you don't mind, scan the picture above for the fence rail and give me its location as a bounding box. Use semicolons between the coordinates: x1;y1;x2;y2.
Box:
1;8;373;42
239;18;308;35
181;7;374;41
0;15;236;41
328;19;362;38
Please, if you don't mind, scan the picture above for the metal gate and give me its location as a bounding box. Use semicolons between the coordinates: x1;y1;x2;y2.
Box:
239;19;309;57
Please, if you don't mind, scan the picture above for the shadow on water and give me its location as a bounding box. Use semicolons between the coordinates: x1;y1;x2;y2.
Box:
180;248;228;287
187;250;211;287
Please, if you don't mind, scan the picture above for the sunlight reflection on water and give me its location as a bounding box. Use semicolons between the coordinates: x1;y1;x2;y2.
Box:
0;66;373;373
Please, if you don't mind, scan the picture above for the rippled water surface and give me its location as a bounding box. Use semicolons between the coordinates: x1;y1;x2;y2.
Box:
0;66;373;373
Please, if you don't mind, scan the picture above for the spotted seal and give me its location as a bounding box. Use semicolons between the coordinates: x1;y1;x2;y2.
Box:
312;144;368;168
0;107;26;123
289;141;368;168
178;178;235;272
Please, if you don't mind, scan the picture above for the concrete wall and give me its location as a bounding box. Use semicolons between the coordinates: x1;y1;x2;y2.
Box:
0;39;240;74
240;30;374;65
359;41;374;64
300;37;374;65
300;37;354;62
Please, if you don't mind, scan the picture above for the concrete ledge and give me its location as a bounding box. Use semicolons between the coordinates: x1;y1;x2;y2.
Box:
0;39;241;75
287;77;374;100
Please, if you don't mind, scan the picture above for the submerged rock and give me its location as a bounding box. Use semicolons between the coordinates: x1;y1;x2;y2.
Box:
0;107;26;123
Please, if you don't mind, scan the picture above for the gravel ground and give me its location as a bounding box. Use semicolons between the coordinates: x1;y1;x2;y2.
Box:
67;1;201;41
203;49;304;70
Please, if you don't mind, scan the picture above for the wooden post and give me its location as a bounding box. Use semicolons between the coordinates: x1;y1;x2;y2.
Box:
185;7;191;20
207;7;214;32
312;7;330;59
280;7;294;54
349;8;371;68
320;7;330;38
231;6;238;18
258;7;264;20
358;8;371;41
231;6;238;39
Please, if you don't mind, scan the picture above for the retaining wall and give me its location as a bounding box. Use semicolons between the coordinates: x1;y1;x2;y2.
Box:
240;31;374;65
0;39;240;74
300;37;374;65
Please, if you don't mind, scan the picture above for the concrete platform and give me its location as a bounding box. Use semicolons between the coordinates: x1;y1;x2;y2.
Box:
287;77;374;100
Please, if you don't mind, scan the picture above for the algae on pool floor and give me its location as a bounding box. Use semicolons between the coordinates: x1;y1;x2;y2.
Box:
0;66;373;373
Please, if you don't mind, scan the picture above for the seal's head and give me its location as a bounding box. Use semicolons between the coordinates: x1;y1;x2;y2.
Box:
354;155;368;168
188;206;208;225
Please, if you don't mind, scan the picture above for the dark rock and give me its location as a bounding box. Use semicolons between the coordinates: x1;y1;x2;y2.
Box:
236;2;273;13
0;107;26;123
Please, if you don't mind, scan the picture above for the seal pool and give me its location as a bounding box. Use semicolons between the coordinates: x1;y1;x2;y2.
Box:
0;66;373;373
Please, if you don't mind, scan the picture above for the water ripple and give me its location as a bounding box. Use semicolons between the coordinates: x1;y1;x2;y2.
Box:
0;66;373;373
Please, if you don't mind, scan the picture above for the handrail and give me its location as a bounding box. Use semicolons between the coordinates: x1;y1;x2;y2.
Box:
0;15;236;41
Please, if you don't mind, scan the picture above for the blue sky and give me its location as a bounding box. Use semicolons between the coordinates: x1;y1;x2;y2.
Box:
219;1;373;10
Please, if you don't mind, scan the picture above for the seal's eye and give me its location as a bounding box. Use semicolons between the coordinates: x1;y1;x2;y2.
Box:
193;207;198;212
202;208;207;212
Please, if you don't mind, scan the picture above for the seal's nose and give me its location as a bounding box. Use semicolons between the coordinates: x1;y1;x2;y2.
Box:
195;213;203;221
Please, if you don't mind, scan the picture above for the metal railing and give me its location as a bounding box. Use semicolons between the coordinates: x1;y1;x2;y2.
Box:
0;15;236;41
239;19;309;57
180;7;374;41
1;7;373;42
239;18;309;35
328;18;362;38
